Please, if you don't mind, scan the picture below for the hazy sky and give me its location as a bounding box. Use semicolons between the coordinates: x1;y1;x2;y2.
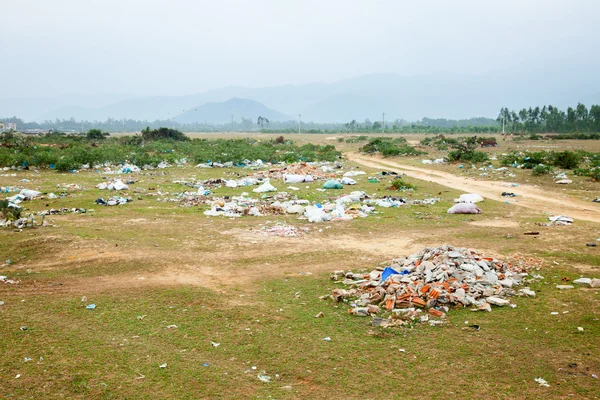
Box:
1;0;598;97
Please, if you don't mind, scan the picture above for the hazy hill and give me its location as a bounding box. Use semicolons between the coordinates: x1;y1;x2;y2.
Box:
174;98;289;124
1;59;598;123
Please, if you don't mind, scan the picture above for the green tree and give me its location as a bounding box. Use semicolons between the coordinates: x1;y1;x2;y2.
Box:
86;128;108;140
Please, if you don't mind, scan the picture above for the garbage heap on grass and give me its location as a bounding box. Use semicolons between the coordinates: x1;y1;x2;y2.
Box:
328;245;540;327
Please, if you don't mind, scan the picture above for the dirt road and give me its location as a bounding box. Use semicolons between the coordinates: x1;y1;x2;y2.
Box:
348;153;600;223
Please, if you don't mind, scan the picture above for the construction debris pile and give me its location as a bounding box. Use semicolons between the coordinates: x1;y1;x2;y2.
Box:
251;162;342;181
327;245;539;327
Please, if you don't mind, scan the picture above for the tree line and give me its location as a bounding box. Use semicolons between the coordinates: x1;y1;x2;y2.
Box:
497;103;600;133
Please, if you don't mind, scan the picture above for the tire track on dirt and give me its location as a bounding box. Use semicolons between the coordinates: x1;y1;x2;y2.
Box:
348;153;600;223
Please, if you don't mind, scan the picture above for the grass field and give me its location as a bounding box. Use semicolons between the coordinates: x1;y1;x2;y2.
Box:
1;134;599;399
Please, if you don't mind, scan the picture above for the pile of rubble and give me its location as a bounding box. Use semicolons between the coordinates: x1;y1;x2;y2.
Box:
203;195;290;217
250;162;343;181
327;245;540;327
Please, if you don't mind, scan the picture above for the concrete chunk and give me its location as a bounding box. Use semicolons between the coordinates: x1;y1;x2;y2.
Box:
573;278;592;287
486;296;510;306
556;285;574;290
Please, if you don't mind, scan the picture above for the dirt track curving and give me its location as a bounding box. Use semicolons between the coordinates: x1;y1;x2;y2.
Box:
348;153;600;223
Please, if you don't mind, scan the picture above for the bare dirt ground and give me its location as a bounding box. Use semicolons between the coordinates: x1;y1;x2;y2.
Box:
348;152;600;223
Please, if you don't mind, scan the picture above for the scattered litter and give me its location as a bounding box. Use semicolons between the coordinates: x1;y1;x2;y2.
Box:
210;342;220;347
577;327;584;332
315;312;324;318
323;180;343;189
159;363;167;369
166;325;178;329
546;215;573;226
322;337;331;341
261;223;308;237
86;304;96;309
253;181;277;193
502;192;517;197
202;363;210;367
95;196;132;206
454;193;484;203
448;203;482;214
96;179;129;191
535;377;550;387
555;179;572;185
573;278;592;287
258;374;272;383
556;285;574;290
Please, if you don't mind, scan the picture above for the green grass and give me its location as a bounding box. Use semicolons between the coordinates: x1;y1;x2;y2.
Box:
1;153;599;399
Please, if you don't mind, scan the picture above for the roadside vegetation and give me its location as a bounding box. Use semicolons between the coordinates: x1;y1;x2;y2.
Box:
0;129;341;171
501;150;600;180
359;137;426;157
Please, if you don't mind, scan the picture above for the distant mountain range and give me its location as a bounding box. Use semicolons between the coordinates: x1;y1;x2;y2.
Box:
1;61;599;123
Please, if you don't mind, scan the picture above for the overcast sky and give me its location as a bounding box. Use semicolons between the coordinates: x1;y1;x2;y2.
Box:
1;0;598;97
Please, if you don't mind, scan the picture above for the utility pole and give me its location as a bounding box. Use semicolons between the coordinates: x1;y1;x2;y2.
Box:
382;112;385;133
502;115;505;135
298;113;301;134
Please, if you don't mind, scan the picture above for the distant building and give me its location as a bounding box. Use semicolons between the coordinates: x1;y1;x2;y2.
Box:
0;122;17;131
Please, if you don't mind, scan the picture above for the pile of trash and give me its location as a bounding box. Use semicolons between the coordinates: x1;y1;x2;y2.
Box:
541;215;573;226
196;159;267;169
364;196;440;208
253;162;342;181
6;189;41;207
1;275;20;284
327;245;538;327
95;196;132;206
96;179;130;190
203;195;288;217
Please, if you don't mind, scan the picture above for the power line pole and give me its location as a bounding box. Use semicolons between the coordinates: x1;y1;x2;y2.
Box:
382;112;385;133
298;113;301;134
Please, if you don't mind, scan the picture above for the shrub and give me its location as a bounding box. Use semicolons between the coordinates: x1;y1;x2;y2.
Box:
55;156;80;172
390;178;416;191
141;127;188;142
531;164;553;176
275;136;285;144
447;149;488;163
0;199;21;221
551;151;581;169
574;167;600;181
86;129;109;140
360;138;425;157
345;135;368;143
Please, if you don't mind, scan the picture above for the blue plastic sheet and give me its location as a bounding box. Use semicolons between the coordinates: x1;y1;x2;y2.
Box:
381;267;400;282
